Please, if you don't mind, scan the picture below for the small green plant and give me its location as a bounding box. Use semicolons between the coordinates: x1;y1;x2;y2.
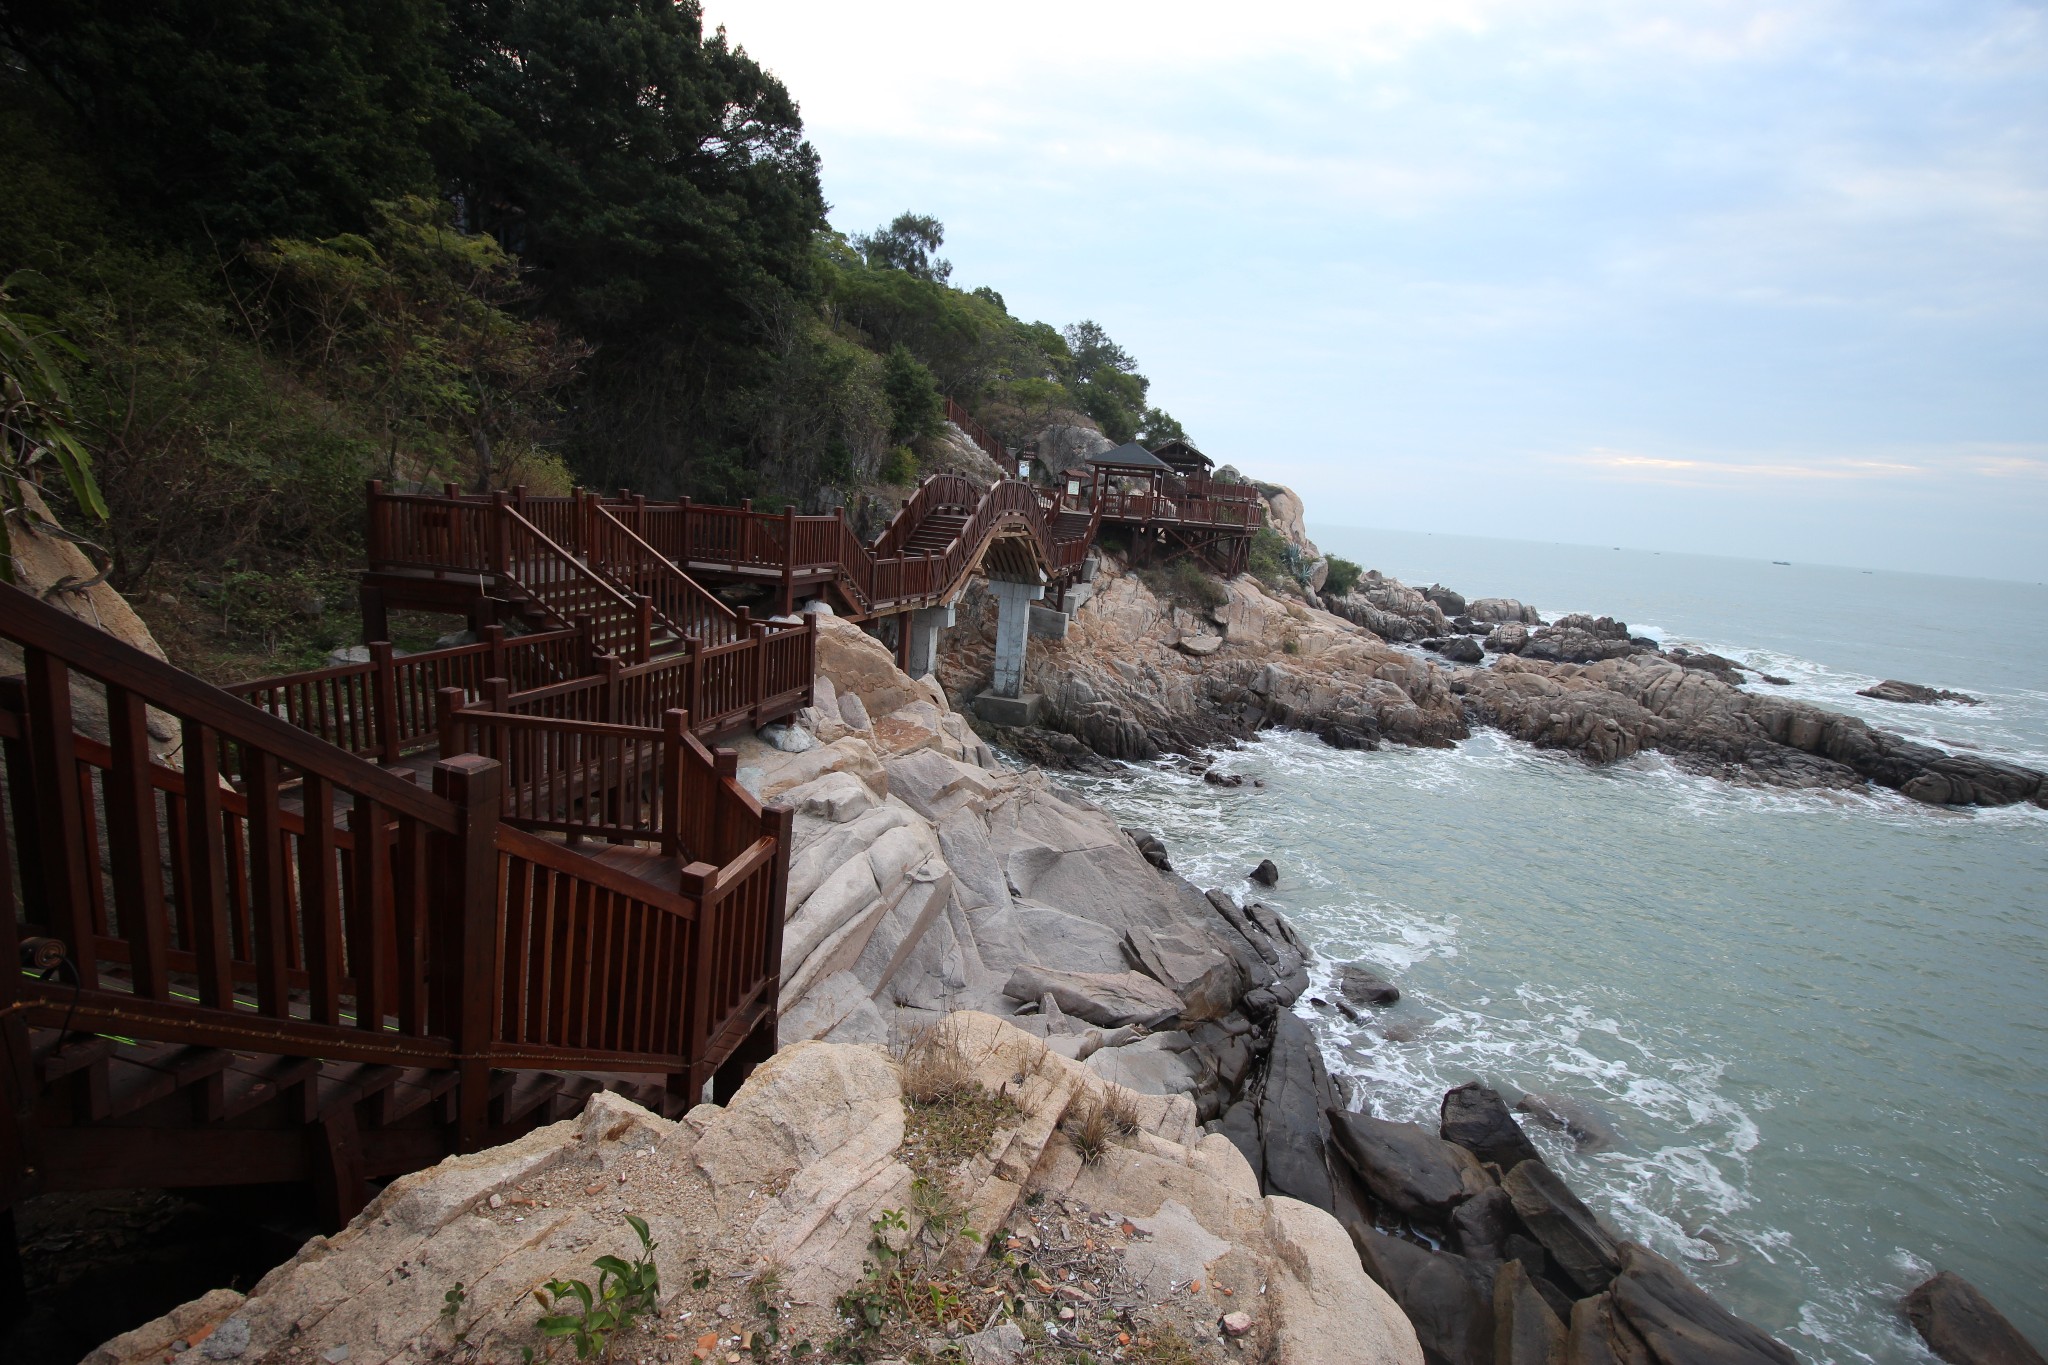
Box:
442;1282;466;1321
748;1262;786;1356
537;1213;661;1360
1323;555;1363;598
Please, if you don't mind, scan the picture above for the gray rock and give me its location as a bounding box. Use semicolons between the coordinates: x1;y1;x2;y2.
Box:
838;692;872;731
1338;965;1401;1006
1859;679;1981;706
1568;1292;1651;1365
201;1317;251;1360
1423;585;1469;616
1611;1241;1798;1365
1494;1259;1568;1365
1484;623;1531;654
1902;1271;2045;1365
1441;1081;1544;1170
758;722;818;753
1250;858;1280;886
960;1321;1027;1365
1355;1231;1498;1365
1253;1013;1340;1213
1469;597;1542;624
1517;1090;1624;1152
1451;1184;1515;1262
1124;828;1173;870
1504;1159;1623;1296
1327;1110;1483;1220
1000;964;1182;1028
1425;636;1485;664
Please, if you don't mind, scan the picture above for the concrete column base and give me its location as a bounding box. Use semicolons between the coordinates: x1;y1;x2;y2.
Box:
974;691;1043;728
988;577;1045;698
1028;604;1070;639
906;603;955;678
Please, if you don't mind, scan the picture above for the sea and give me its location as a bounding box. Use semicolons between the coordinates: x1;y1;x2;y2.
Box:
1055;527;2048;1363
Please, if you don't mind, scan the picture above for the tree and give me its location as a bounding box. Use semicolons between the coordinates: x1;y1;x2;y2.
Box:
0;0;454;242
853;212;952;283
255;196;584;490
1137;406;1187;446
880;344;942;445
1061;319;1151;443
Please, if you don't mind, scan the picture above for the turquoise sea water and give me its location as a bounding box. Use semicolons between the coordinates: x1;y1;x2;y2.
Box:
1059;528;2048;1363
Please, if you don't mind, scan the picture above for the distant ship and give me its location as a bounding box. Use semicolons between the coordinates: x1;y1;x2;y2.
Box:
1772;560;1790;566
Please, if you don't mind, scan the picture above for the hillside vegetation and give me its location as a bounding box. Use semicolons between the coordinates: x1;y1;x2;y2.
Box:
0;0;1187;676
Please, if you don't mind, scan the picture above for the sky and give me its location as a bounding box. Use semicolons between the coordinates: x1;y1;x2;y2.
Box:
704;1;2048;582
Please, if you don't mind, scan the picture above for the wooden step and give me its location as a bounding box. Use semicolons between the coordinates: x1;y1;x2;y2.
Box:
213;1054;323;1123
373;1067;460;1127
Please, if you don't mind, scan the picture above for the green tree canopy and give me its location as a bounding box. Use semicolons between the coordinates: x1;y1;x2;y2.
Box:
0;0;454;241
853;212;952;283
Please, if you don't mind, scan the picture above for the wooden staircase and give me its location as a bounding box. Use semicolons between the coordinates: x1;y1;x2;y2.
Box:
0;583;792;1232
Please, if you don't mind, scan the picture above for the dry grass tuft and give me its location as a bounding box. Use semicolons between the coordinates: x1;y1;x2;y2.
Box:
1065;1100;1115;1166
1101;1086;1144;1137
896;1025;975;1105
1127;1325;1205;1365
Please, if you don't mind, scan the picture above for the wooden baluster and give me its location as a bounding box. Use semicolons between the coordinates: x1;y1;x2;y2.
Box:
347;799;390;1033
104;684;170;999
712;748;740;864
179;717;234;1008
636;595;653;664
243;748;289;1017
299;772;343;1025
429;754;504;1152
22;648;96;987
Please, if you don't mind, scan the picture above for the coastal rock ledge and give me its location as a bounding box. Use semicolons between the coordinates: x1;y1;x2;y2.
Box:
89;1014;1420;1365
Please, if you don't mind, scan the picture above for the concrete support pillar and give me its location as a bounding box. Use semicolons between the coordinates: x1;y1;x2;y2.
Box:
906;604;955;679
987;578;1044;699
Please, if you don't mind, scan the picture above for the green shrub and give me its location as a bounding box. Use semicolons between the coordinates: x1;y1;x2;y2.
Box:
879;444;919;485
1323;555;1363;597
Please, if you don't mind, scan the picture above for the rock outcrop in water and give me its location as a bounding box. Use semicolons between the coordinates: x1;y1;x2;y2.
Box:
1459;653;2047;806
1903;1271;2047;1365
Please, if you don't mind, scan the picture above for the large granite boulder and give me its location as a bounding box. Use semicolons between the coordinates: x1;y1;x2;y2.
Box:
1355;1231;1498;1365
1610;1242;1798;1365
1253;1013;1341;1213
1441;1081;1545;1170
1328;1110;1486;1220
1903;1271;2045;1365
1503;1159;1622;1296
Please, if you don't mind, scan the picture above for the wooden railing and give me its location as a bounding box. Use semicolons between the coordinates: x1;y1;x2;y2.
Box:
230;626;588;763
366;466;1164;632
0;582;792;1157
582;494;745;647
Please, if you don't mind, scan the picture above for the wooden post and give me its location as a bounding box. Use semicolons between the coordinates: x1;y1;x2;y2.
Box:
437;686;469;757
661;708;687;858
673;859;719;1104
603;654;624;725
575;615;597;674
781;504;796;615
370;641;402;764
484;624;506;682
740;498;754;564
712;747;739;864
430;754;504;1153
359;583;389;646
636;595;654;664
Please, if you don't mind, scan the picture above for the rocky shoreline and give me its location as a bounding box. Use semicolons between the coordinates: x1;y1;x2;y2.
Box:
87;487;2041;1365
933;498;2045;813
